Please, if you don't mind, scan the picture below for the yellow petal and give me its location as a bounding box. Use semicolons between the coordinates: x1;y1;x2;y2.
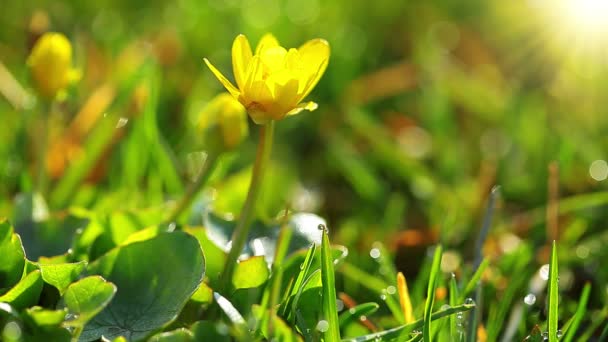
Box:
286;101;318;116
284;48;302;70
255;33;280;55
248;80;274;105
271;78;300;119
296;39;330;101
232;34;252;90
204;58;240;97
242;55;263;102
260;46;288;72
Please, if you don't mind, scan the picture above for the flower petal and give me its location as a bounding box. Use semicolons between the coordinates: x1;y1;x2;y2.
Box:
296;39;330;101
286;101;318;116
255;33;280;55
242;55;263;102
204;58;240;97
271;78;300;119
232;34;252;90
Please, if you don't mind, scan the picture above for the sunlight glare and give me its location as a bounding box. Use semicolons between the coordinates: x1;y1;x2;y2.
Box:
560;0;608;36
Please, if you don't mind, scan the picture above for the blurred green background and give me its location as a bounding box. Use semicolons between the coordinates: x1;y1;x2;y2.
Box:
1;0;608;338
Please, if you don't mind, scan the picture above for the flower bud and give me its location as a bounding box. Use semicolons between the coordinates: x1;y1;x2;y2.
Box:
198;93;249;153
27;32;80;99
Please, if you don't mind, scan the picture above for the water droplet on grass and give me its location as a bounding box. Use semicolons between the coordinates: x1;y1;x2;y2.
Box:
316;320;329;332
539;264;550;280
369;248;381;259
524;293;536;305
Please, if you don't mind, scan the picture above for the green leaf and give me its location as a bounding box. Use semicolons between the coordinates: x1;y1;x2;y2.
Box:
548;241;559;342
61;276;116;328
38;261;87;295
23;307;67;327
321;228;340;341
21;307;72;342
148;328;194;342
80;232;205;341
0;219;26;293
190;282;213;304
232;256;269;289
423;245;442;342
0;270;43;310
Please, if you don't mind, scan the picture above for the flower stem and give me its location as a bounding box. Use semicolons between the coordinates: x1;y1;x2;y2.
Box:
221;120;275;291
36;100;52;196
167;152;219;224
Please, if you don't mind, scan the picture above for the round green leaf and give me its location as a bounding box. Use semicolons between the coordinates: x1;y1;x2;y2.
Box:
0;270;43;310
0;219;26;293
38;261;87;295
61;276;116;328
80;232;205;341
232;256;269;289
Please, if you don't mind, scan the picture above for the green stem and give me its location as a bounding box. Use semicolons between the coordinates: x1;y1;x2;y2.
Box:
221;121;275;291
166;152;220;224
36;100;52;196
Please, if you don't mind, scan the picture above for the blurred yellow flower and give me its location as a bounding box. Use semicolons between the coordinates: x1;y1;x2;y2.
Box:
204;34;330;124
27;32;80;99
198;93;249;152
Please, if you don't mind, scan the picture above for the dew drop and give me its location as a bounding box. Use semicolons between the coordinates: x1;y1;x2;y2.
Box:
349;308;356;314
524;293;536;305
539;264;550;280
557;330;563;338
369;248;381;259
380;294;387;301
359;315;367;321
336;299;344;311
116;117;129;128
317;224;327;232
441;304;451;310
464;297;475;305
316;320;329;332
386;285;396;294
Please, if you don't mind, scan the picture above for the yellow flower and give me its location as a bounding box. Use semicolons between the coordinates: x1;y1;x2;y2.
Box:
204;34;330;124
198;93;249;152
27;32;80;99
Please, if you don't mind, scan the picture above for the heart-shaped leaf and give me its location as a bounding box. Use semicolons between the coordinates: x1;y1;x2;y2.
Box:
61;276;116;328
0;219;26;293
0;270;43;310
232;256;269;290
80;232;205;341
38;261;87;295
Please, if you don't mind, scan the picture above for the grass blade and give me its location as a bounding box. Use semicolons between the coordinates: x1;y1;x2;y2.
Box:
563;282;591;342
423;245;443;342
548;241;559;342
341;302;475;342
449;273;460;339
321;226;341;341
460;259;489;302
338;302;379;328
